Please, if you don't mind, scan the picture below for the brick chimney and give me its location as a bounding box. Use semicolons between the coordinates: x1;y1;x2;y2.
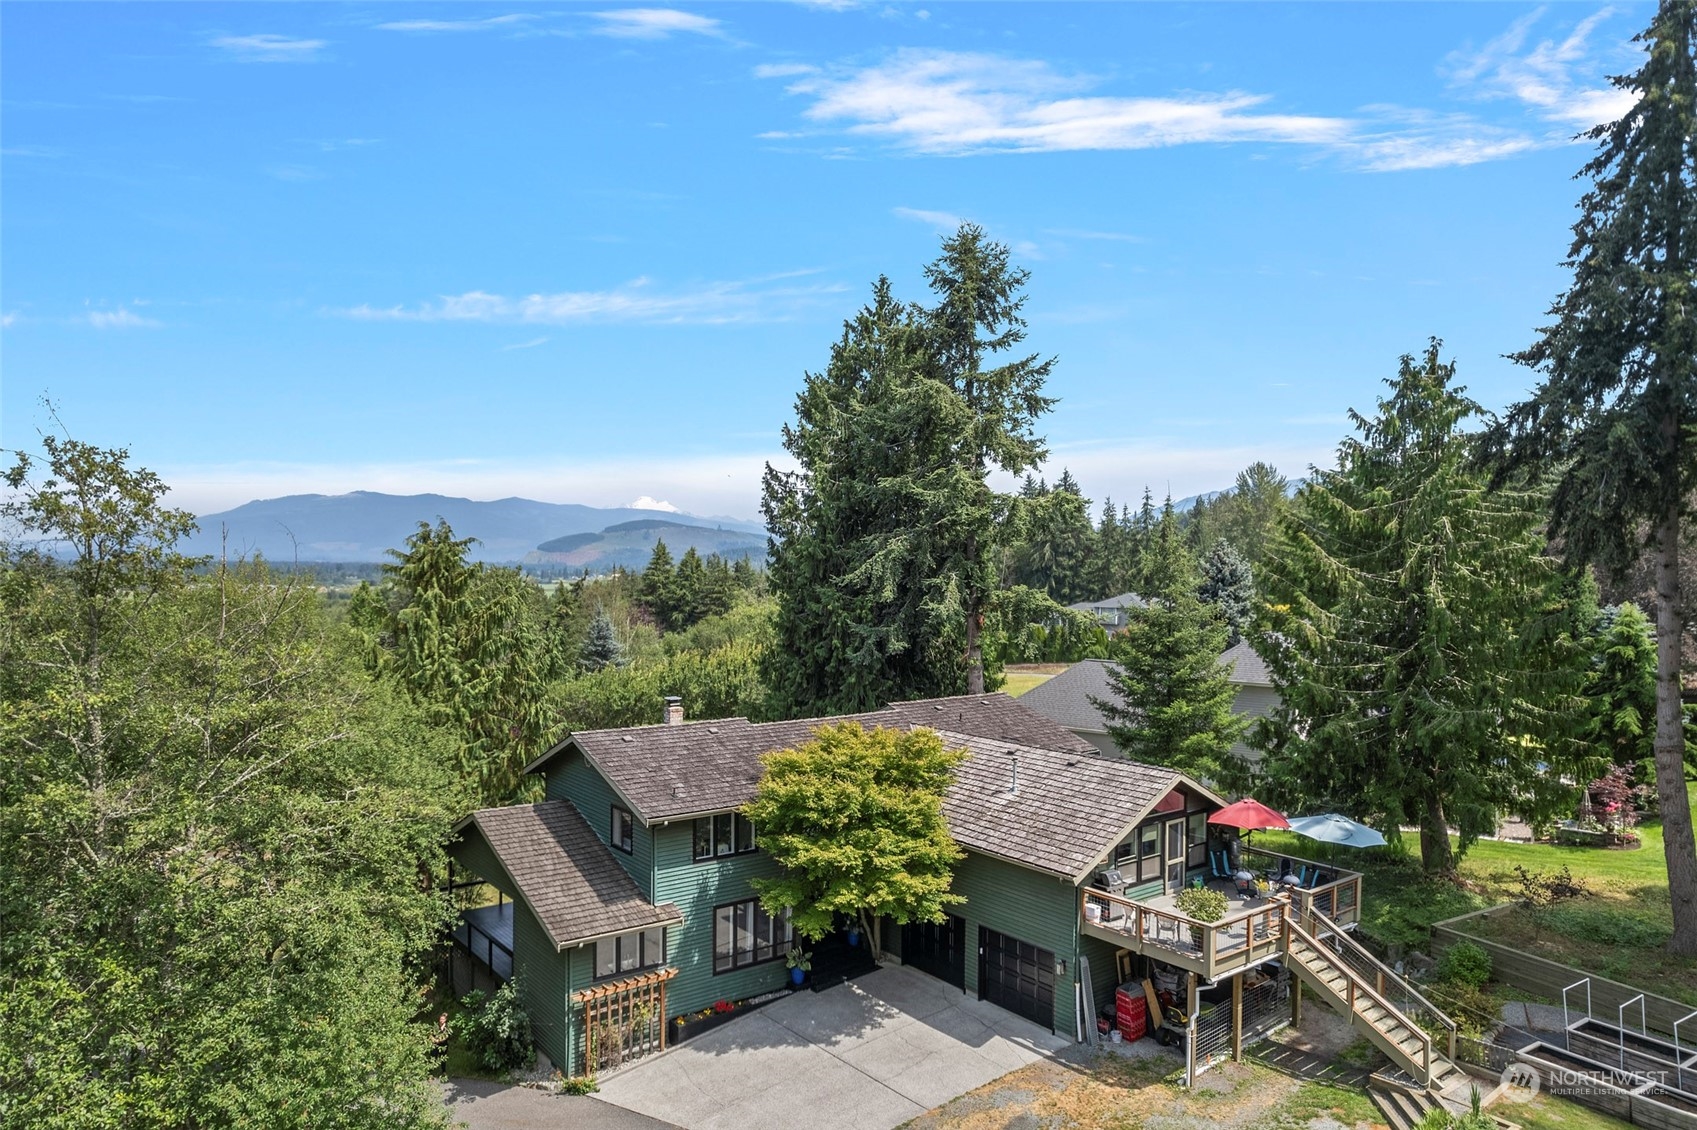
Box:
664;696;684;726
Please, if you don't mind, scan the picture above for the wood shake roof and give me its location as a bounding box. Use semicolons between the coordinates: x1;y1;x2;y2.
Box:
464;801;681;949
936;731;1188;881
552;693;1101;823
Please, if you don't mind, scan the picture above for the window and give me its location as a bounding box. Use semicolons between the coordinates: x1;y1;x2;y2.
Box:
594;927;667;979
692;813;757;862
1187;812;1208;868
1137;824;1162;884
611;806;634;854
712;899;791;973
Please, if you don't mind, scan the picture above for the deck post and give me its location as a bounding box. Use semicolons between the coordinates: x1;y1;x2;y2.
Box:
1231;972;1243;1061
1291;975;1303;1027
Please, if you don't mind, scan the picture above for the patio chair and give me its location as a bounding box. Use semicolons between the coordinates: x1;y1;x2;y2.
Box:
1212;849;1235;879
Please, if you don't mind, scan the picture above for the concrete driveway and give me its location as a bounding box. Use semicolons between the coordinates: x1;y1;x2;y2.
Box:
595;964;1072;1130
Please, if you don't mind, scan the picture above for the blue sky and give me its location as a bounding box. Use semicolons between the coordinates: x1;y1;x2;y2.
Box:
1;2;1649;520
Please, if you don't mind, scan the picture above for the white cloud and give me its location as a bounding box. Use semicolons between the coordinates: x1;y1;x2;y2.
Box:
87;307;161;330
1;312;18;329
1446;7;1637;129
377;14;537;33
628;495;681;512
589;9;723;39
208;34;327;63
1020;437;1334;508
769;39;1649;171
784;50;1351;156
342;273;844;326
157;453;779;521
754;62;819;78
501;336;550;351
892;205;966;230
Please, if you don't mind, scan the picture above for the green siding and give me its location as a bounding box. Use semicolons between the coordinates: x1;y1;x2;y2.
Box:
1078;933;1127;1023
546;750;653;896
510;899;576;1072
451;828;517;900
651;821;790;1018
950;850;1081;1037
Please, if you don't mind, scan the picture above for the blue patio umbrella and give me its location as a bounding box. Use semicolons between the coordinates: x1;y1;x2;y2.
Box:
1288;813;1387;849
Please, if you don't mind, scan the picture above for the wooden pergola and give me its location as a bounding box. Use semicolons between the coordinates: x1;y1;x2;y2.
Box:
574;966;678;1075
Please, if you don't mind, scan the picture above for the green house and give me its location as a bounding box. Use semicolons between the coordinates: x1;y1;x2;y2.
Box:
449;692;1399;1087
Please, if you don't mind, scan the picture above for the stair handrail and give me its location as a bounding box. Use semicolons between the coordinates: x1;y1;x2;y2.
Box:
1310;909;1458;1049
1285;916;1437;1086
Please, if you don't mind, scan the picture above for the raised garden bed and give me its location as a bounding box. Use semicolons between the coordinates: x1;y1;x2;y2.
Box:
1517;1041;1652;1121
1568;1018;1697;1078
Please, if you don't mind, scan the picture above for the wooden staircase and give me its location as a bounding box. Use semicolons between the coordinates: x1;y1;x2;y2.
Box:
1282;918;1464;1093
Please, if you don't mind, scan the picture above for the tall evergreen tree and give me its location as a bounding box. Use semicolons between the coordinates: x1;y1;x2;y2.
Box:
1200;538;1255;645
762;227;1055;714
1091;514;1245;785
1260;343;1591;873
639;539;677;627
1006;468;1097;603
1479;0;1697;950
377;521;554;804
921;224;1058;692
1585;601;1661;776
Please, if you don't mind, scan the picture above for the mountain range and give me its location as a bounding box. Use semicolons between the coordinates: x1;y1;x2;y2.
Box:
185;492;764;568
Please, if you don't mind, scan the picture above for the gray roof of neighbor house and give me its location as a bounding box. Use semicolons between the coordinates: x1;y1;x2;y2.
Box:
1219;640;1272;686
1019;644;1275;737
530;693;1101;823
1068;592;1147;612
460;800;682;950
1015;658;1120;736
935;730;1220;881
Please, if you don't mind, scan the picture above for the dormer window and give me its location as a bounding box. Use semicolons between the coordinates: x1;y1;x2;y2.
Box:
611;805;634;854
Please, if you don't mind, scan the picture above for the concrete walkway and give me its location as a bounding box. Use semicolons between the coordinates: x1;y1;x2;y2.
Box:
442;1077;681;1129
595;964;1073;1130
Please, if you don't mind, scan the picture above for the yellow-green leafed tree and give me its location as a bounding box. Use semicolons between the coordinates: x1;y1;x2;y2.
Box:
744;723;965;955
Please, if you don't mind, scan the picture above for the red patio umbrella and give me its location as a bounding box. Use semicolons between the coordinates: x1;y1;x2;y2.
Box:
1206;798;1290;831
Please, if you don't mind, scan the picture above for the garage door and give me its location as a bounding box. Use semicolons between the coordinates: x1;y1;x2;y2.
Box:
903;914;966;989
977;927;1056;1031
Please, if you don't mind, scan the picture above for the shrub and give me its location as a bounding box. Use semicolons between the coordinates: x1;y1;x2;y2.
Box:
455;979;535;1074
1174;886;1230;923
1435;941;1492;989
558;1074;598;1095
1512;865;1588;908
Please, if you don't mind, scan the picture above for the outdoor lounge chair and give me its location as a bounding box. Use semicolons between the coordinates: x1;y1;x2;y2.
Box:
1209;849;1232;879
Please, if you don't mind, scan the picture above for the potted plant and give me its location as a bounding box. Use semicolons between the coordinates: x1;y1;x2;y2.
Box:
846;922;860;947
786;947;812;986
1173;886;1230;948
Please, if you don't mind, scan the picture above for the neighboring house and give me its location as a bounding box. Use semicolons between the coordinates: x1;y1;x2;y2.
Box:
1066;592;1147;630
1016;641;1279;770
448;692;1444;1092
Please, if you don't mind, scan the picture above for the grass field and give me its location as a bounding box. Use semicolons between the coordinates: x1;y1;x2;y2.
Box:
1000;663;1068;698
1256;797;1696;1000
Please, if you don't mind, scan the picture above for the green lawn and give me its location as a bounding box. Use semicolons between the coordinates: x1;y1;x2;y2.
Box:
1253;800;1693;999
1001;672;1055;697
1506;1094;1635;1130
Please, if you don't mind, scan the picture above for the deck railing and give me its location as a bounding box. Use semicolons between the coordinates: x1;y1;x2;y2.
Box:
1238;847;1363;931
1080;887;1285;978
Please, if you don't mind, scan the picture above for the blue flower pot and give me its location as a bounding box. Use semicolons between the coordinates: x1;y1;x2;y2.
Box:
790;966;805;986
847;928;860;947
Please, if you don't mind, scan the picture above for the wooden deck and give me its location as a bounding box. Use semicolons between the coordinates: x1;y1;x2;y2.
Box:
1079;853;1363;982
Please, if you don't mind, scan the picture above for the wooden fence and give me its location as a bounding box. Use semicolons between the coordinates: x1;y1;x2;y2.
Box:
1432;905;1696;1037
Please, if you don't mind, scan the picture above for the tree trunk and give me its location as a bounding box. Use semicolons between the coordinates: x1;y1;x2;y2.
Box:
1654;502;1697;954
965;609;984;695
1419;790;1454;875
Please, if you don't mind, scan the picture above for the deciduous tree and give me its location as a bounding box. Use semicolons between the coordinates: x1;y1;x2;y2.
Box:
744;723;964;955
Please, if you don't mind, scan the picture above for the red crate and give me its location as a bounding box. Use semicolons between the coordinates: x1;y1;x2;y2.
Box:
1115;987;1147;1042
